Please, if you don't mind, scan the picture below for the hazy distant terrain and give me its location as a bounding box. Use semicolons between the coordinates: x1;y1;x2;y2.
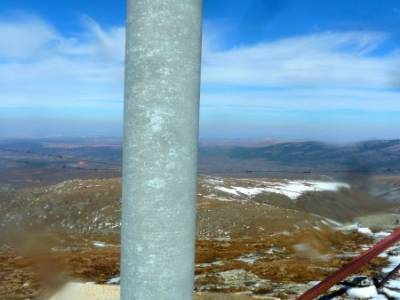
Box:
0;138;122;186
199;140;400;177
1;138;400;186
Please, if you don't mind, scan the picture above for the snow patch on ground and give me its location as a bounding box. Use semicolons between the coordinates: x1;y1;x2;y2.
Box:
387;279;400;289
92;241;118;248
235;253;261;265
215;186;240;196
106;276;120;285
346;285;378;298
321;218;343;227
357;227;373;236
383;287;400;298
214;180;349;200
383;255;400;273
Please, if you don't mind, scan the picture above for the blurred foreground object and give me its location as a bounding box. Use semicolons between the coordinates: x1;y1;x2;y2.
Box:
121;0;203;300
49;283;257;300
49;283;119;300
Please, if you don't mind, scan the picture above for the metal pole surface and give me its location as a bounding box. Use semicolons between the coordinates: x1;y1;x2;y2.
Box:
121;1;203;299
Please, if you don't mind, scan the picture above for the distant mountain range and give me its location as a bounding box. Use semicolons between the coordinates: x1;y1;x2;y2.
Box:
0;138;400;184
199;139;400;176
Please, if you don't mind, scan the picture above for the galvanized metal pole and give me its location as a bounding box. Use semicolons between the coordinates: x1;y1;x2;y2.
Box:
121;1;203;299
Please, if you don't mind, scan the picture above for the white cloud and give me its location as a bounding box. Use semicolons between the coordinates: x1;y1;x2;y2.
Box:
202;31;400;89
0;13;124;109
200;30;400;114
0;14;399;117
0;14;58;59
56;15;125;62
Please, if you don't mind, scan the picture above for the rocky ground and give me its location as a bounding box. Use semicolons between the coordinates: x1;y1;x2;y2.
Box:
0;229;387;299
1;175;400;299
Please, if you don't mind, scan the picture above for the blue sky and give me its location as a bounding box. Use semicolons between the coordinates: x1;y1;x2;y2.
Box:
0;0;399;142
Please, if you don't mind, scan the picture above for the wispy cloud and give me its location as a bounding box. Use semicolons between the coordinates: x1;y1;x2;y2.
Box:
1;14;398;109
202;31;399;88
0;13;124;109
201;29;400;117
0;13;58;59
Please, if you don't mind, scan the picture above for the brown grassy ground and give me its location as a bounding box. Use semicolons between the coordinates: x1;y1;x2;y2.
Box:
0;228;386;299
0;176;395;299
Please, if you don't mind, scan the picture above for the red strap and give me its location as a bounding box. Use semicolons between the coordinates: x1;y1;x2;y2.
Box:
297;228;400;300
